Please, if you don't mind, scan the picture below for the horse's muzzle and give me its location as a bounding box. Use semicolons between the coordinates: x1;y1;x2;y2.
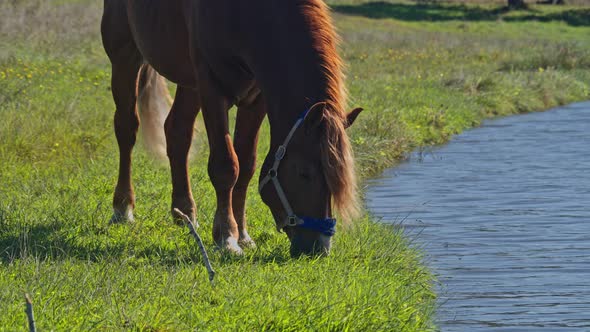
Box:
287;228;332;257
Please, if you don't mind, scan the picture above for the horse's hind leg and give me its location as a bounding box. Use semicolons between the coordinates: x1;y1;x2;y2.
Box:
165;86;200;223
108;60;144;223
102;2;143;222
232;94;266;248
111;61;144;222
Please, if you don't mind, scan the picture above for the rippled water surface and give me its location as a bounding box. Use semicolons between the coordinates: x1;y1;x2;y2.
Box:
366;102;590;331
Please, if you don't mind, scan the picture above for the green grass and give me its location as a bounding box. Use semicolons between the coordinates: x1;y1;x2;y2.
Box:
335;1;590;174
1;0;590;330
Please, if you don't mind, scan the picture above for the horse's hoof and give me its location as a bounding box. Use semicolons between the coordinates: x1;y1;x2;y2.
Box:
171;208;197;227
239;232;257;249
220;237;244;255
109;208;134;224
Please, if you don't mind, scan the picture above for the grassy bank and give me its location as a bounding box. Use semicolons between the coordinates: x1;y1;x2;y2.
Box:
332;1;590;175
1;0;589;330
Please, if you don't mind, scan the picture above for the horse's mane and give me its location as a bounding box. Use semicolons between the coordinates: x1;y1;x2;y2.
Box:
301;0;359;223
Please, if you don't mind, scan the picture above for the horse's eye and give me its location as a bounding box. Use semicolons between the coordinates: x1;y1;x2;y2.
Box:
298;172;312;181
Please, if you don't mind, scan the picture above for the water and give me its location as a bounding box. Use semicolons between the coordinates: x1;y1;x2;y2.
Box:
366;101;590;331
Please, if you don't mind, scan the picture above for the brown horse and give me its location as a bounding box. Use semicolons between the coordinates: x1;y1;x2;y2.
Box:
101;0;362;256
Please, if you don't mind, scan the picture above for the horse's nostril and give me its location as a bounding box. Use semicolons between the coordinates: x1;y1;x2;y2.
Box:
290;245;329;258
289;234;331;257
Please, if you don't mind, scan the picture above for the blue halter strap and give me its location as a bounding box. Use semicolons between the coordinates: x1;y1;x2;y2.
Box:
258;108;336;237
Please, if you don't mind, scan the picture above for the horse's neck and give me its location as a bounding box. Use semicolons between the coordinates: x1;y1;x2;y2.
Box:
234;0;339;142
248;22;328;140
264;73;327;145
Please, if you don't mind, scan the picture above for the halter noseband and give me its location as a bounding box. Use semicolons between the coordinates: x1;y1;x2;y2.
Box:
258;108;336;237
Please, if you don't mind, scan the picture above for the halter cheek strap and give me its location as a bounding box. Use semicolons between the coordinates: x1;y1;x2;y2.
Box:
258;108;336;237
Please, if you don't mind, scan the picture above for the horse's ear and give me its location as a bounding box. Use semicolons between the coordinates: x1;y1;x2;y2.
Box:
304;102;326;133
345;108;363;129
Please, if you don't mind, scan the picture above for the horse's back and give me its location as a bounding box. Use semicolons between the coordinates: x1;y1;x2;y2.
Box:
102;0;196;87
103;0;258;100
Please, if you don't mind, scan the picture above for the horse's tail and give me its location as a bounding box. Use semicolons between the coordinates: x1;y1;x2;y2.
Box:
137;64;171;160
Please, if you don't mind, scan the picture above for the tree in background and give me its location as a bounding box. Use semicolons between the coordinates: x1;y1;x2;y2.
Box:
507;0;565;7
508;0;528;9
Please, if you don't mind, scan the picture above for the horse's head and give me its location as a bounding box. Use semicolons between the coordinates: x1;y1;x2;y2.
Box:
259;104;362;257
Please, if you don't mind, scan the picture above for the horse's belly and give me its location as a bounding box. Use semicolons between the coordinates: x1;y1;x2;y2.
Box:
126;1;196;87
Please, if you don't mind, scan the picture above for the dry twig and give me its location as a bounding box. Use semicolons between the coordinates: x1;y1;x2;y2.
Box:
24;293;36;332
173;208;215;283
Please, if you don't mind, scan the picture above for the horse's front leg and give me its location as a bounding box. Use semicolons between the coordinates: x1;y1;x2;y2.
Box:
165;86;201;223
199;76;242;254
233;95;266;248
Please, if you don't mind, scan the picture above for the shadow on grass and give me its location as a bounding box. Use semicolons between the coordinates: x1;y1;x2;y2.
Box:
1;223;138;264
332;2;590;27
0;222;290;266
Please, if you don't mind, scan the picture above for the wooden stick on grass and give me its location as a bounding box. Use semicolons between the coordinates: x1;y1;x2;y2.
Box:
173;208;216;283
24;293;36;332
